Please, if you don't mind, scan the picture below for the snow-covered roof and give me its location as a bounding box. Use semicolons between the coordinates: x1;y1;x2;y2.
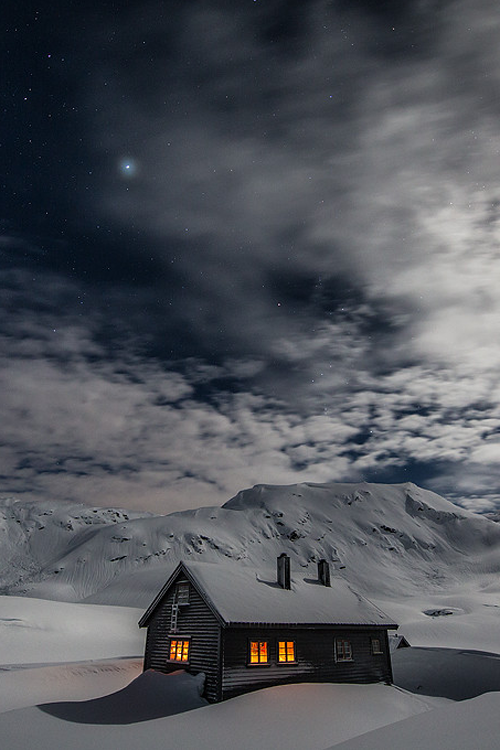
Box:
139;560;397;628
389;634;411;651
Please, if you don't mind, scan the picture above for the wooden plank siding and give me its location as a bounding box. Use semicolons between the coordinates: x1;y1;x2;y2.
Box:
221;625;392;701
143;571;223;702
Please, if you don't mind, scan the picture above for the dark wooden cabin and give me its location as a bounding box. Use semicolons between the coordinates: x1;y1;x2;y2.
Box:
139;555;397;702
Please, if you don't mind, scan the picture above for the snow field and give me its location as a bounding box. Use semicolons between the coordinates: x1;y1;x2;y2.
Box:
0;596;145;665
0;659;143;714
0;679;442;750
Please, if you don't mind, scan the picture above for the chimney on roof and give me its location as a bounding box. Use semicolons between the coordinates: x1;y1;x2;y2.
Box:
277;553;291;590
318;559;331;587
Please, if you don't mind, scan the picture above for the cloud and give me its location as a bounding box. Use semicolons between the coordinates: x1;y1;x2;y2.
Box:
82;0;500;375
1;260;499;514
2;1;500;513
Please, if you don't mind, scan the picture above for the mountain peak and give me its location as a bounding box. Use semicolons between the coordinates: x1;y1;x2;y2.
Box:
1;482;498;610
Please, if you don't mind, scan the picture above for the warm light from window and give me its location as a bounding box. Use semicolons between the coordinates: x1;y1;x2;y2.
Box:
249;641;268;663
169;639;190;662
278;641;295;662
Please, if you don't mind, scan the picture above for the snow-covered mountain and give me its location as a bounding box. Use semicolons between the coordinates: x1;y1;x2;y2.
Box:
1;482;499;614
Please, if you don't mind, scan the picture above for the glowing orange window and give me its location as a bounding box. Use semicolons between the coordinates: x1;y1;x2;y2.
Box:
278;641;295;662
249;640;269;664
169;639;190;662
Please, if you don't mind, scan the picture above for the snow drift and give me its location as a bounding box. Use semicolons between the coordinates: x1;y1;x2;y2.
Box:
39;669;208;723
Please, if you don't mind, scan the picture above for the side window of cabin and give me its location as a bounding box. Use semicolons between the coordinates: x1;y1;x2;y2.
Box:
249;640;269;665
371;637;383;655
334;638;353;662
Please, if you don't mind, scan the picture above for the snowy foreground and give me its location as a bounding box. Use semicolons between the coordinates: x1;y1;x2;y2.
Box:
0;595;499;750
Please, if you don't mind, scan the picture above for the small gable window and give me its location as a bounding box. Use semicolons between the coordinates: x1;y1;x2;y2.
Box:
371;637;383;655
175;582;190;606
334;638;353;662
278;641;296;663
169;638;190;663
249;640;269;664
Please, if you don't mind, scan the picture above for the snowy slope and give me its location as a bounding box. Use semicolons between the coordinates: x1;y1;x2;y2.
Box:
0;496;150;596
0;678;443;750
326;692;500;750
0;596;144;665
1;482;499;613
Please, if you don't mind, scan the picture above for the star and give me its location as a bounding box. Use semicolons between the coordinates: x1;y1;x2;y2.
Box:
118;158;137;177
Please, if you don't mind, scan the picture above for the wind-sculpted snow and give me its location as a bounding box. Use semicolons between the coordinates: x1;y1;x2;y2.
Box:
0;496;151;596
1;482;499;613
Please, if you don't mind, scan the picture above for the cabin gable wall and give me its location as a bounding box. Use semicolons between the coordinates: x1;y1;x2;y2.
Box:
143;571;222;702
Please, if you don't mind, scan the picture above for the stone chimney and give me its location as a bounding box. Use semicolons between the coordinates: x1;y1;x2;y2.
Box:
318;559;331;587
277;553;291;590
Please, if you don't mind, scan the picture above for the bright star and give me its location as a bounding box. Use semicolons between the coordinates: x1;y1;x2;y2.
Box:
118;157;138;177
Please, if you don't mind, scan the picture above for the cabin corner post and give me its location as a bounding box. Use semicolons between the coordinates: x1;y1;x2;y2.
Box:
216;624;224;702
384;629;394;684
141;620;153;673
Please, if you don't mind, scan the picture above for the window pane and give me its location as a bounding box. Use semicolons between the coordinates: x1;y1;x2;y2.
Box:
336;639;352;662
278;641;295;662
249;640;268;664
250;641;259;663
170;639;190;662
259;641;268;662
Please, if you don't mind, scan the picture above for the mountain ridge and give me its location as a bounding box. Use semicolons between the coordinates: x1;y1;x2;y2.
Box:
1;481;499;610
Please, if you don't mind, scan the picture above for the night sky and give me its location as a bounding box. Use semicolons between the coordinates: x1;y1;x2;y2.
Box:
2;0;500;514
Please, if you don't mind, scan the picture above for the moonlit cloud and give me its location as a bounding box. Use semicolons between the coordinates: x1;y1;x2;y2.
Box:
2;261;499;514
2;0;500;514
89;0;500;375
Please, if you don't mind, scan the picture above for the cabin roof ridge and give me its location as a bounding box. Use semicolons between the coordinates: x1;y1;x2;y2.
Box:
139;558;397;629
